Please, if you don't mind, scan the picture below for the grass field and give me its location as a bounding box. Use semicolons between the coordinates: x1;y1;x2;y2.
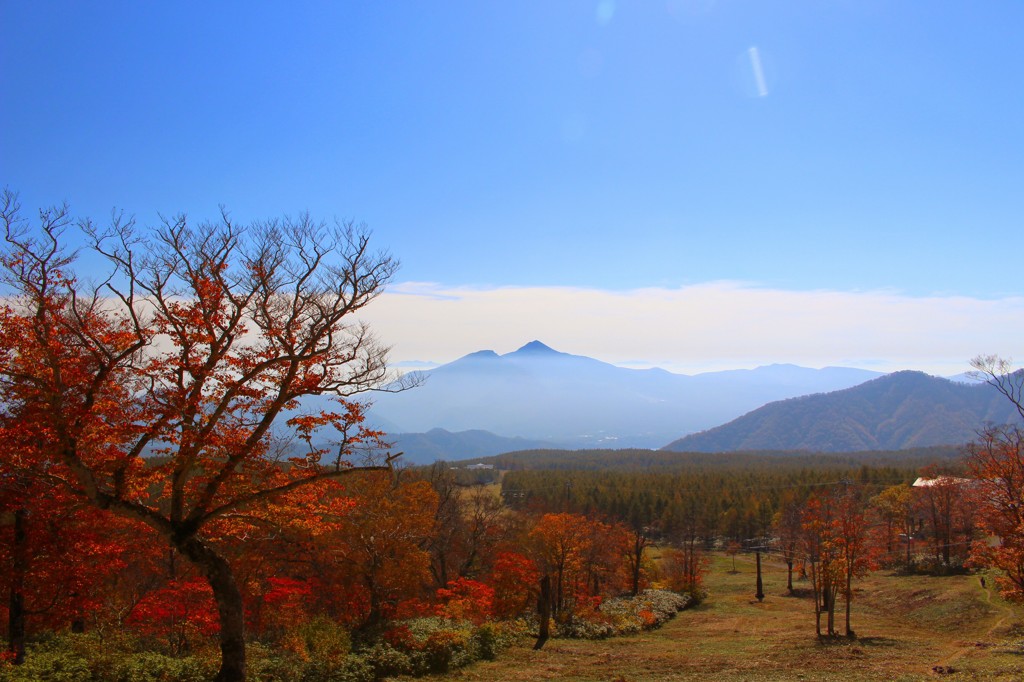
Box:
412;553;1024;681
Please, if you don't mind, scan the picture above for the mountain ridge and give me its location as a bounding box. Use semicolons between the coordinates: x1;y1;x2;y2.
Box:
663;370;1020;452
367;341;884;449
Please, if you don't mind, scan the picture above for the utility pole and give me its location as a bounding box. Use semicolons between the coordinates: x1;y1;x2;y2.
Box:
755;546;765;602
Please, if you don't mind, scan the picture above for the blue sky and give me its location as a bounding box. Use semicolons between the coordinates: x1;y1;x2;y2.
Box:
2;1;1022;375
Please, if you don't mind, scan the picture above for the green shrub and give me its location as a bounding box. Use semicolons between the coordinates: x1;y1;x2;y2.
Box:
110;652;215;682
299;656;373;682
0;648;92;682
362;616;525;676
243;643;305;682
423;628;471;673
474;622;500;660
330;655;374;682
557;590;691;640
288;615;351;664
0;632;372;682
556;616;616;639
0;633;209;682
360;641;414;677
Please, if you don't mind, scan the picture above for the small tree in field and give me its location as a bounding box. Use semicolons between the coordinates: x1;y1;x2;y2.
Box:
833;486;876;637
773;491;804;594
725;540;742;573
0;192;405;681
802;486;876;639
801;495;840;638
660;544;709;599
870;484;916;571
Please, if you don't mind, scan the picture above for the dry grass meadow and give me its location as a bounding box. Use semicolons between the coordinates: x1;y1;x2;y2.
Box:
413;553;1024;682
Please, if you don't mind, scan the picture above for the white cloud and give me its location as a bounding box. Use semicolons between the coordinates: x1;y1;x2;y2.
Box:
360;282;1024;376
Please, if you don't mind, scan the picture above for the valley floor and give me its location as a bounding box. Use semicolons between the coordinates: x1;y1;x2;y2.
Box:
413;554;1024;681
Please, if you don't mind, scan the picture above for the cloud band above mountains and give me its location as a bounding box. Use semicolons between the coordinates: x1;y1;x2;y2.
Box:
360;281;1024;377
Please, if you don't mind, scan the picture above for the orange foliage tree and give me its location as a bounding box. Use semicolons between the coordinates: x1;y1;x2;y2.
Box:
802;486;876;638
0;194;405;681
528;513;593;620
801;494;841;638
327;472;438;629
967;425;1024;599
833;487;877;637
914;465;976;569
869;484;917;570
965;355;1024;600
773;491;804;593
527;513;626;620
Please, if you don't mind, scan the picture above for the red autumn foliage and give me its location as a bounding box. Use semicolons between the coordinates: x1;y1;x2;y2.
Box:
126;577;220;652
435;578;495;624
1;198;403;680
966;424;1024;600
489;551;540;618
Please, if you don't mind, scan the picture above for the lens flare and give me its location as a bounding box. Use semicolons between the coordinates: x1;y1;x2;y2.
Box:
748;46;768;97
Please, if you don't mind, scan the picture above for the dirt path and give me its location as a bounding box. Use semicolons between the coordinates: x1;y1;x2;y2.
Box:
931;577;1018;674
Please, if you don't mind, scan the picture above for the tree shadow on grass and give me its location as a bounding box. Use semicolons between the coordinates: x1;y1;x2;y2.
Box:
816;636;900;649
852;636;901;648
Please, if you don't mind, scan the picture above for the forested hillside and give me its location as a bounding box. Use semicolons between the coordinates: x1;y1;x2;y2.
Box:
491;448;944;547
477;445;962;471
665;371;1020;452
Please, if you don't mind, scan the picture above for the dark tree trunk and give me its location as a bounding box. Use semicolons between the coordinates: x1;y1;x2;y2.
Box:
555;565;564;616
70;591;85;633
755;551;764;602
810;564;821;638
631;533;644;596
826;588;836;636
176;536;246;682
431;549;449;589
786;559;794;593
363;573;383;631
534;574;551;650
845;572;854;637
8;508;27;665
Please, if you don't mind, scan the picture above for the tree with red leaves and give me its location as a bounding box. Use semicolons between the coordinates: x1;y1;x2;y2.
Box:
965;355;1024;601
801;494;840;637
802;486;876;638
489;551;540;619
0;192;405;681
833;486;877;637
1;475;137;662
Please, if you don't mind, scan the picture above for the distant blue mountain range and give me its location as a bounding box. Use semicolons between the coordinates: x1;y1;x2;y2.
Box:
366;341;884;453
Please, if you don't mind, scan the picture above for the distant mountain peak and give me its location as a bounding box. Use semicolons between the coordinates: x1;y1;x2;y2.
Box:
508;340;561;356
364;342;888;450
462;349;499;360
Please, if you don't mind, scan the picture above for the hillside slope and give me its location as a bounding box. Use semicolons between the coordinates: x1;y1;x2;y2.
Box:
663;371;1020;452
